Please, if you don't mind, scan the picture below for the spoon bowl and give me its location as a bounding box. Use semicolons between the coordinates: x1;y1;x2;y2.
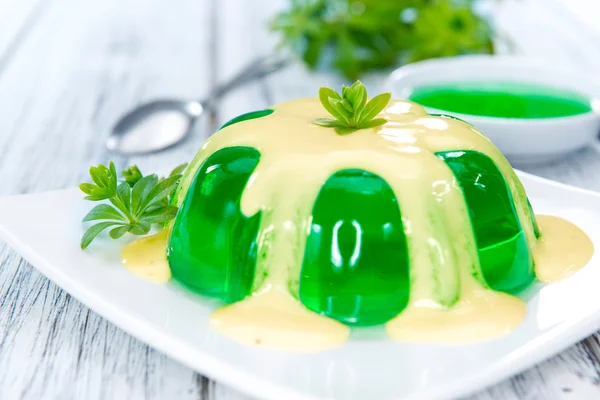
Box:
107;99;204;155
106;53;289;156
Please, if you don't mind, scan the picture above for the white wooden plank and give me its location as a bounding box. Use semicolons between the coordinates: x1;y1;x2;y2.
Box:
0;0;44;71
0;0;216;399
213;0;282;125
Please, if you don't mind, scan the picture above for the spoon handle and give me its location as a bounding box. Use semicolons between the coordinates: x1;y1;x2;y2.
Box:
204;52;290;107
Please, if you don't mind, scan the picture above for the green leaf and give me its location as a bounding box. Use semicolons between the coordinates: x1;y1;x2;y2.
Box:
318;87;344;119
109;197;128;217
129;221;151;235
131;174;159;216
334;126;358;135
339;98;354;113
79;183;96;195
350;81;362;90
82;204;126;222
81;162;118;200
358;118;388;129
351;83;368;124
137;175;181;215
116;182;131;213
341;85;350;99
169;163;188;177
140;206;179;224
81;221;121;249
312;118;344;127
122;165;143;187
109;162;118;189
109;225;130;239
347;82;364;109
89;165;105;187
322;101;349;124
329;98;352;123
83;195;104;201
359;92;392;123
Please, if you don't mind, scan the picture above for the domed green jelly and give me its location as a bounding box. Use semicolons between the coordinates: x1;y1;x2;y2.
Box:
436;150;535;293
167;108;538;325
299;170;410;326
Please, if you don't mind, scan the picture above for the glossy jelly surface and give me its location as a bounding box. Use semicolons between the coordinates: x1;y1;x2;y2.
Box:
219;109;274;130
169;105;538;323
168;147;261;302
436;150;535;292
409;81;593;119
299;169;410;326
168;111;274;301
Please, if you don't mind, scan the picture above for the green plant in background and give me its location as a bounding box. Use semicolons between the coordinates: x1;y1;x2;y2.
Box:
271;0;495;80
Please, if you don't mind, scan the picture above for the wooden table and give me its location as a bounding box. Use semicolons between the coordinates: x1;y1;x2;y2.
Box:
2;0;600;398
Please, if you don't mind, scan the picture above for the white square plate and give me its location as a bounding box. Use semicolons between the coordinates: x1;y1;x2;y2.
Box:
0;171;599;400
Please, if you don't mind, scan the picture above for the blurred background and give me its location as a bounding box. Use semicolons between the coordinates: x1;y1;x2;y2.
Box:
1;0;599;189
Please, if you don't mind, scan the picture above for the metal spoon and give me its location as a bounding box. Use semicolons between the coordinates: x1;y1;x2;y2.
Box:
106;53;289;155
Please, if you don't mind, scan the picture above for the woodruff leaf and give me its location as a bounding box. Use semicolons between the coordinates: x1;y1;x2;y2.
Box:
357;118;387;129
82;204;126;223
340;98;354;113
131;175;159;216
79;183;96;195
334;126;358;135
169;163;188;177
342;85;351;100
359;92;392;124
81;162;118;200
109;225;130;239
122;165;143;187
328;98;352;124
352;84;367;124
80;162;184;249
116;182;131;213
137;175;181;215
313;118;344;128
81;221;122;249
140;206;179;224
318;87;343;120
313;81;391;135
129;221;151;235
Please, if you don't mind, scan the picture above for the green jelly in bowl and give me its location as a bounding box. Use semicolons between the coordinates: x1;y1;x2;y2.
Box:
387;55;600;165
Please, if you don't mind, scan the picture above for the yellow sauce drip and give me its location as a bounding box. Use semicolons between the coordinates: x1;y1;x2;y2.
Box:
534;215;594;282
121;230;171;283
211;288;349;352
385;277;526;343
119;98;594;351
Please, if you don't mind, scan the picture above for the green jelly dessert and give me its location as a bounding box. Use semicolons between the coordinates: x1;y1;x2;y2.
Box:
166;96;540;326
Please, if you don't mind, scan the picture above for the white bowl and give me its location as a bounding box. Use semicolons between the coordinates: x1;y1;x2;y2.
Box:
386;55;600;165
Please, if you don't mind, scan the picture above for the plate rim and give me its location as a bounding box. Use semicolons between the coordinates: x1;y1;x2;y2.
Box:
1;171;600;400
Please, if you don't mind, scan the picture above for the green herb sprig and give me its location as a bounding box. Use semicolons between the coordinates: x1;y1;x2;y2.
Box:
79;162;187;249
271;0;496;80
313;80;391;134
